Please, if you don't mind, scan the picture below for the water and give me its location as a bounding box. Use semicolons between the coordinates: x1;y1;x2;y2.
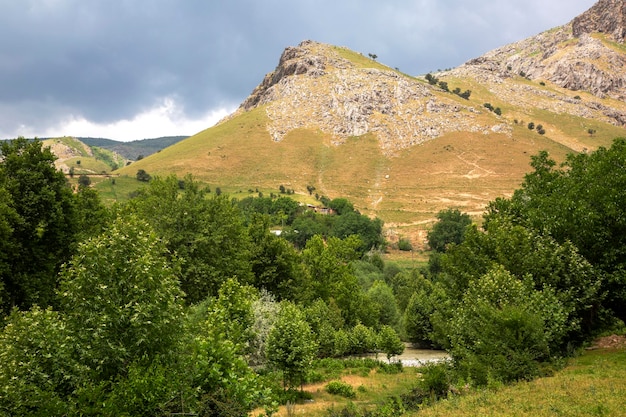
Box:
363;344;450;367
393;345;450;367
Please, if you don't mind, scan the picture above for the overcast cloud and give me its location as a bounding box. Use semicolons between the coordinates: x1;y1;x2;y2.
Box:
0;0;596;141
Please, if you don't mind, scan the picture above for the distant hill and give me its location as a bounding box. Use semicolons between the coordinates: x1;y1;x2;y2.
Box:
109;0;626;241
79;136;188;160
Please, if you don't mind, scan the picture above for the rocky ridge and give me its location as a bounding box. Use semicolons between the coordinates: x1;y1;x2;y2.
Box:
449;0;626;127
234;41;510;155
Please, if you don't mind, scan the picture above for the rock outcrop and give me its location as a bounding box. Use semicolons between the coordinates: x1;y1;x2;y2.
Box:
572;0;626;42
450;0;626;125
235;41;507;154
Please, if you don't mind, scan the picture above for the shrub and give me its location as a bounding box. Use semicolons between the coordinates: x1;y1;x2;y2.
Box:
136;169;151;182
325;381;356;398
397;237;413;251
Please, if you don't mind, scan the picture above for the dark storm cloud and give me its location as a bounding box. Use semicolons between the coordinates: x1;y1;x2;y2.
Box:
0;0;596;140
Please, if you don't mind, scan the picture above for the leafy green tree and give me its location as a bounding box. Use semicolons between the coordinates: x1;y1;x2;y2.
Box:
485;140;626;322
349;323;378;355
367;280;401;329
403;277;445;348
332;211;385;253
438;219;601;342
448;266;568;384
266;302;317;390
0;307;83;415
0;138;79;312
377;325;405;361
58;215;185;383
305;299;345;357
136;168;151;181
427;208;472;252
77;174;91;187
125;175;253;303
328;197;354;215
301;235;370;326
248;214;304;301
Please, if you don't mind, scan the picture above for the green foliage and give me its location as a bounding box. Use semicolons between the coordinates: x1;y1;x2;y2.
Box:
125;175;253;302
402;362;452;408
0;137;80;313
325;380;356;398
266;302;317;389
248;214;304;301
403;278;445;348
448;266;568;384
349;323;378;355
485;139;626;322
377;325;405;361
397;237;413;251
367;280;401;329
77;174;91;187
136;168;151;181
301;235;373;326
427;208;472;252
425;73;438;85
58;215;185;382
0;307;83;415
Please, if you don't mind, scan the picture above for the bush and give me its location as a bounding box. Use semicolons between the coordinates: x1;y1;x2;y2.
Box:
397;238;413;251
325;381;356;398
136;169;151;182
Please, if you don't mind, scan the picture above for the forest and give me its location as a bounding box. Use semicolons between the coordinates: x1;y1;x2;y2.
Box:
0;137;625;416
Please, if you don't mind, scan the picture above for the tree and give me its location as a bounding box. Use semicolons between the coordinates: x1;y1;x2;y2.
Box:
528;122;535;130
448;266;568;384
427;208;472;252
266;302;317;390
377;325;405;361
125;175;253;303
248;214;303;301
0;138;79;313
306;184;316;195
425;73;438;85
77;174;91;187
485;139;626;322
367;280;401;329
58;215;185;383
301;235;368;326
136;168;151;182
438;81;449;92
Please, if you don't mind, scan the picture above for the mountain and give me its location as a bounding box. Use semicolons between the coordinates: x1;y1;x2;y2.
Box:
80;136;188;160
117;0;626;237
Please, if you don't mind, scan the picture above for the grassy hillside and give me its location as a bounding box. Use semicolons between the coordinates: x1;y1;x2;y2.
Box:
116;97;611;231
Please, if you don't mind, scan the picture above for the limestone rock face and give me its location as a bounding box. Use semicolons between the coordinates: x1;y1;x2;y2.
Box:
572;0;626;42
235;41;503;154
450;0;626;125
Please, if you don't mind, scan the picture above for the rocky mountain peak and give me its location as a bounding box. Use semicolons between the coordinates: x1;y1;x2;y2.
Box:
572;0;626;42
234;41;509;155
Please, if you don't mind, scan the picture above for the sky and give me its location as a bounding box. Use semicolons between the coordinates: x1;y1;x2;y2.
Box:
0;0;597;142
